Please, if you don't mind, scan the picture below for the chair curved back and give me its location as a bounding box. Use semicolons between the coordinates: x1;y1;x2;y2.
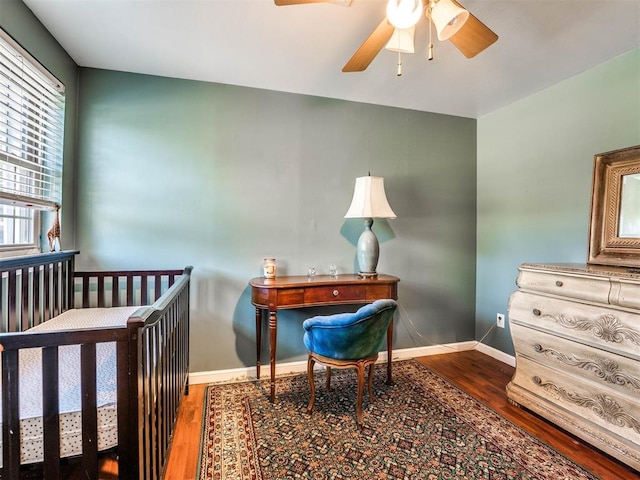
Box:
302;299;397;360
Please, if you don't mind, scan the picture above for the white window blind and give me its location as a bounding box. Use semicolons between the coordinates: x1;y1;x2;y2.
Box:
0;29;65;209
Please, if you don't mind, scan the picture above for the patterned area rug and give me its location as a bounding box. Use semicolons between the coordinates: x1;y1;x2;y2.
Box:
198;359;598;479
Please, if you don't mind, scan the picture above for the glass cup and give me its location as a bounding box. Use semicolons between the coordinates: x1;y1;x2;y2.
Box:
307;266;316;278
329;264;338;278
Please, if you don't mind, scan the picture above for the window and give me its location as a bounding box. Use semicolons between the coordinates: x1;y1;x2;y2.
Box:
0;29;65;251
0;204;35;247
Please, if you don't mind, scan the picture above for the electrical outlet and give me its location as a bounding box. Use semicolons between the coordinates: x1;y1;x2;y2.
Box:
496;313;505;328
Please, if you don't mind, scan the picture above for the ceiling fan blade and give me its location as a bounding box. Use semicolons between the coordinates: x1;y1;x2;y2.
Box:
448;2;498;58
342;19;395;72
274;0;334;5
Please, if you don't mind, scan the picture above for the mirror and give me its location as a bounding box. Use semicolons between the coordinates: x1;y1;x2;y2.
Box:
619;173;640;238
588;145;640;268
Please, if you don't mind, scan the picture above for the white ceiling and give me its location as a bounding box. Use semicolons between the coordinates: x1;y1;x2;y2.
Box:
22;0;640;119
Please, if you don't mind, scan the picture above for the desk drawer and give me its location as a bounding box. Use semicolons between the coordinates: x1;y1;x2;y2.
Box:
365;284;396;301
304;285;365;304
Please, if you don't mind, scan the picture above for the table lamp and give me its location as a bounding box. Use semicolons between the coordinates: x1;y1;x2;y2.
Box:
344;175;396;277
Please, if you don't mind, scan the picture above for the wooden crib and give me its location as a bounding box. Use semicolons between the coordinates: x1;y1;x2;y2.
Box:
0;251;191;480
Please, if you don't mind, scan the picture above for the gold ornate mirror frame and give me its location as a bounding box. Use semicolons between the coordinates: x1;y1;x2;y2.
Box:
588;145;640;268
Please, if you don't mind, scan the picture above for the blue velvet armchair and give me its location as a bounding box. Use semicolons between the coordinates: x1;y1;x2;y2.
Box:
302;299;397;426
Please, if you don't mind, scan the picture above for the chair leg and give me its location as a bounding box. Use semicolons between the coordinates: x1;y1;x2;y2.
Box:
367;363;375;402
306;355;316;414
326;366;332;391
355;362;365;426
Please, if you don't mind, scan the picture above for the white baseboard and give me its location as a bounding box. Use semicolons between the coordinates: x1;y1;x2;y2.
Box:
474;342;516;367
189;340;484;385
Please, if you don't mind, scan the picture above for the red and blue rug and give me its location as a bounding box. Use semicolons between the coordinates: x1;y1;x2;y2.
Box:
198;359;598;479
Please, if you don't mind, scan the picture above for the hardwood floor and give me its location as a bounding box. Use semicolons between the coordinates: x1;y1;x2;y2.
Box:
162;350;639;479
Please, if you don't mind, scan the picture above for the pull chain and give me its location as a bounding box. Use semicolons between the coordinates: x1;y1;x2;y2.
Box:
428;9;434;61
397;51;403;76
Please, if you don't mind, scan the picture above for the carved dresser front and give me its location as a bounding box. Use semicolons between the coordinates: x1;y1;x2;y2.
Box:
507;263;640;471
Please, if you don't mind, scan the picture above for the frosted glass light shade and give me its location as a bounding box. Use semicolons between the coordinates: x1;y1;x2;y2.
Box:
344;176;397;219
385;26;416;54
386;0;423;30
430;0;469;40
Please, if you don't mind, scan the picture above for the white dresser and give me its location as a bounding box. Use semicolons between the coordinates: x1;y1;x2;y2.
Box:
507;263;640;471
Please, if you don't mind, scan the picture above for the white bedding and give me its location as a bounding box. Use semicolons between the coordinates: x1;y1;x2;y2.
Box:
0;306;140;466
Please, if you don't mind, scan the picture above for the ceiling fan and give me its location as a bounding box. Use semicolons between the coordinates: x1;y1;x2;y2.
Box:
274;0;498;73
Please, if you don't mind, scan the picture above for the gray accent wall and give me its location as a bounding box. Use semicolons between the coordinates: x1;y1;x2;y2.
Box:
5;0;637;373
76;69;477;372
476;48;640;355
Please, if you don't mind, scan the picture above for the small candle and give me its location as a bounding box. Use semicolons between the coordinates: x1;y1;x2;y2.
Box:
263;258;276;278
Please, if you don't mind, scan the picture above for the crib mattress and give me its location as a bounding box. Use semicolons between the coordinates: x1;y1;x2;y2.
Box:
0;306;140;466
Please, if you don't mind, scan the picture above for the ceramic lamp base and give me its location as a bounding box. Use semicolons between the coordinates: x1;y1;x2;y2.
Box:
356;218;379;276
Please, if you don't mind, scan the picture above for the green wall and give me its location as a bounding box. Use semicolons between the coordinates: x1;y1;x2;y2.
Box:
0;0;79;240
11;0;636;370
76;69;478;372
476;48;640;355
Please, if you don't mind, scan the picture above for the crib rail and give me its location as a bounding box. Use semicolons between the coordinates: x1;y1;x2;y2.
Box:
124;268;191;480
0;251;76;333
0;325;133;479
0;252;191;480
74;269;183;309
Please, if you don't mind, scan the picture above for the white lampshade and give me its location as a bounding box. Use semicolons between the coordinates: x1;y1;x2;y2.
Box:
386;0;423;30
430;0;469;41
385;26;416;54
344;176;396;219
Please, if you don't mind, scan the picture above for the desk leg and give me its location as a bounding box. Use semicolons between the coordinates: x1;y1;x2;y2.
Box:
386;318;394;385
255;307;262;379
269;310;277;402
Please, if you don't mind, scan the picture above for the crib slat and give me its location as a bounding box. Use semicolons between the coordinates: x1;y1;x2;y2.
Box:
33;266;41;327
154;275;162;302
127;276;134;306
81;343;98;480
149;326;159;479
8;270;17;332
61;258;70;311
52;262;60;317
97;276;105;307
2;349;20;478
43;263;51;321
141;275;148;305
42;346;61;480
82;275;90;308
112;275;119;307
116;336;136;480
21;267;29;331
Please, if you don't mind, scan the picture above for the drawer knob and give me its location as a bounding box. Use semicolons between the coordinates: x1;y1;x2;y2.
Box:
532;308;541;316
555;280;563;287
534;344;543;352
333;290;339;297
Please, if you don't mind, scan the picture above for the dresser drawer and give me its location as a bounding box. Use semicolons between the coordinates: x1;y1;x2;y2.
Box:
612;277;640;309
510;356;640;448
509;291;640;359
304;285;365;304
511;323;640;397
517;267;610;304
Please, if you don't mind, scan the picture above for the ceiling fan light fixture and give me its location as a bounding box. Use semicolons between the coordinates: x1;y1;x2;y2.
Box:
384;26;416;54
386;0;423;30
430;0;469;41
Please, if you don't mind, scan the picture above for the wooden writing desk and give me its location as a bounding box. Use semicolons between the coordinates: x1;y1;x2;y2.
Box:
249;273;400;402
